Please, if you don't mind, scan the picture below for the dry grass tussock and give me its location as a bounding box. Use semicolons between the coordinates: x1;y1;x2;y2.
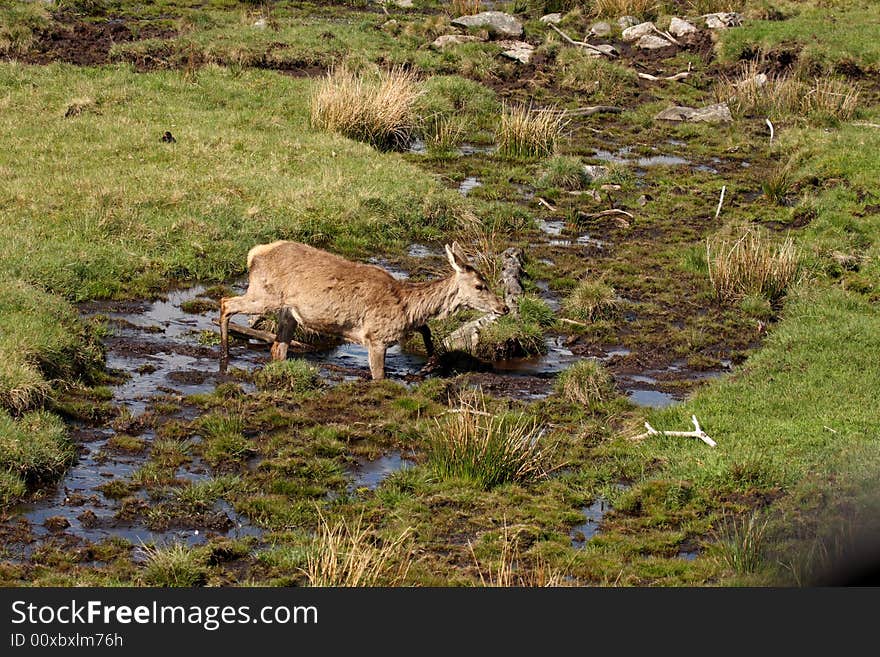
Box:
302;512;413;586
470;523;570;586
715;60;859;122
706;227;800;303
310;67;422;150
449;0;482;16
497;104;567;158
428;390;557;488
591;0;659;18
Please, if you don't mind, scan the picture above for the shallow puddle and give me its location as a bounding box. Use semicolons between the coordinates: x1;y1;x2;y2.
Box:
347;452;413;492
458;176;482;196
570;498;610;548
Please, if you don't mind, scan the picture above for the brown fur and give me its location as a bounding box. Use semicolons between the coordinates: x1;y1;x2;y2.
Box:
220;241;508;379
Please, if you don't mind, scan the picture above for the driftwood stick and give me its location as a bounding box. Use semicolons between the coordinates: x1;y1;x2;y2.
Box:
548;23;613;58
629;415;717;447
442;248;525;352
565;105;625;117
210;318;313;350
715;185;726;219
766;118;775;145
580;208;635;220
558;317;589;328
536;196;557;212
638;71;690;82
651;24;680;46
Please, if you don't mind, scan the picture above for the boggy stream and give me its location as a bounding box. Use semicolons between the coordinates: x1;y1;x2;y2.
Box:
4;255;728;552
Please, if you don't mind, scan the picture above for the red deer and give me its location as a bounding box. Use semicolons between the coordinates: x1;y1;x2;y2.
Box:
219;241;508;379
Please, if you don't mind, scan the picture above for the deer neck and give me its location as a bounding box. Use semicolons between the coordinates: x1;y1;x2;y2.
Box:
401;274;459;327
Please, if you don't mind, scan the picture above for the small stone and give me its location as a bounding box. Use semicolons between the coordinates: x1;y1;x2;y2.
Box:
689;102;733;123
637;194;650;207
618;16;638;29
252;18;267;29
654;106;697;122
497;40;535;65
590;44;619;57
737;73;768;88
430;34;483;49
391;0;414;6
600;184;622;191
589;21;612;37
583;165;610;181
668;17;697;37
451;11;523;39
636;34;672;49
381;19;400;33
704;12;742;29
539;13;563;24
622;21;655;42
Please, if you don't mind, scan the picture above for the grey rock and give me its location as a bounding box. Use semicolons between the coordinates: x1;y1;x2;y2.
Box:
589;21;612;37
252;18;268;29
497;40;535;64
636;34;672;49
704;12;742;29
539;13;563;25
381;19;400;33
618;16;638;29
583;165;610;181
668;17;697;37
622;21;656;42
390;0;414;7
451;11;524;39
430;34;484;49
654;102;732;123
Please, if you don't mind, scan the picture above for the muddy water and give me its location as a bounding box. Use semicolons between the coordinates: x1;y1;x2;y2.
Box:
570;498;610;548
347;452;414;492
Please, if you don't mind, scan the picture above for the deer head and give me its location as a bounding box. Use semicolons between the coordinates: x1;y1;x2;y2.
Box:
445;242;509;315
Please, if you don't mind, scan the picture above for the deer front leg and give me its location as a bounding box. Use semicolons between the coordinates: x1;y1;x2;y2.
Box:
367;341;387;380
271;307;297;361
417;325;434;357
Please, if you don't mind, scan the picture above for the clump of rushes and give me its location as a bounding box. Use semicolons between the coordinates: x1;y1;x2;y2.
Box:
563;279;618;321
537;155;589;191
254;359;320;394
309;66;422;150
427;391;555;489
715;511;770;575
715;60;859;123
141;542;207;587
555;360;615;409
302;513;413;587
591;0;659;18
762;162;794;206
450;0;482;16
423;113;466;156
496;104;567;159
706;227;800;304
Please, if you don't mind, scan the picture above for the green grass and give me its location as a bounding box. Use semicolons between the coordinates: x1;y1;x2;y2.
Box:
719;1;880;71
141;542;207;587
555;360;615;410
0;410;74;504
254;359;320;394
0;64;455;301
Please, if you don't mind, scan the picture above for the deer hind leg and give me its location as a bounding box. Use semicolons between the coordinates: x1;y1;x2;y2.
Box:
366;341;387;380
219;293;272;361
271;307;298;361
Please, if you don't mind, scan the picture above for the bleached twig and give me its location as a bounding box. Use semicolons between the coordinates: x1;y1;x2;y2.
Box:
537;197;557;212
630;415;717;447
651;24;680;46
766;118;774;145
548;23;614;58
638;71;690;82
715;185;726;219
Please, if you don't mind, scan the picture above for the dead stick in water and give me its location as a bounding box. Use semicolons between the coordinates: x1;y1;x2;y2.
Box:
211;318;312;350
558;317;589;328
536;197;557;212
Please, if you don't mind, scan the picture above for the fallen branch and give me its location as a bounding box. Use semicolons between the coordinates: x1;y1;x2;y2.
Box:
211;318;313;350
580;208;635;220
564;105;624;117
715;185;726;219
629;415;717;447
442;248;525;352
558;317;589;328
548;23;615;58
638;71;690;82
651;24;680;46
536;196;557;212
766;118;775;145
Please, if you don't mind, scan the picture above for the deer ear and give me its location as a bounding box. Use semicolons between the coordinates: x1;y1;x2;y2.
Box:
445;243;465;273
